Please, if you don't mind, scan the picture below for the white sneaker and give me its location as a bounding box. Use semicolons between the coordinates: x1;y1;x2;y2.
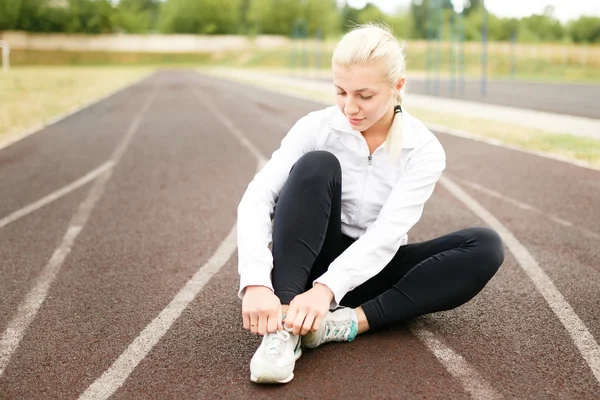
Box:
250;328;302;384
302;307;358;349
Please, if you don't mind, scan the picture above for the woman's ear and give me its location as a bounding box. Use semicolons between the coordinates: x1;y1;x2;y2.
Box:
396;78;406;92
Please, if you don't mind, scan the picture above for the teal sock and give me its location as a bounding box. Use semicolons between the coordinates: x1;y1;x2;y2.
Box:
348;309;359;342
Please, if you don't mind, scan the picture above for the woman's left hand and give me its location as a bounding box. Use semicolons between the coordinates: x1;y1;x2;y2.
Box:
284;283;334;336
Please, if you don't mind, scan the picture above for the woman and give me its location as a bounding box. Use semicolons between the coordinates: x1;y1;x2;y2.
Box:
236;23;505;384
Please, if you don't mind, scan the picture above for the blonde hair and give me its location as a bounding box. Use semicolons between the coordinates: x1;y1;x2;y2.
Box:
332;22;406;158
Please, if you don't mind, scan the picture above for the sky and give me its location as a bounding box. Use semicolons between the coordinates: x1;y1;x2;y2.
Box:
341;0;600;23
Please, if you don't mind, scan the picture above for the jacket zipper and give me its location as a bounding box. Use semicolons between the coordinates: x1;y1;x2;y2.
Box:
353;154;372;228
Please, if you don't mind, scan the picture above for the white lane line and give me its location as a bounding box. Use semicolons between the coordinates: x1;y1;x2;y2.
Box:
0;161;114;229
411;322;502;399
440;176;600;384
79;224;239;400
79;91;266;398
0;86;158;378
190;92;267;163
457;178;600;240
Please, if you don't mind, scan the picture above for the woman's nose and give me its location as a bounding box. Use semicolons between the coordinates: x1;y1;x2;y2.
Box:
344;97;359;115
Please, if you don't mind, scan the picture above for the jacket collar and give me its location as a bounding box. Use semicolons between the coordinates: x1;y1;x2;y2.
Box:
327;106;421;149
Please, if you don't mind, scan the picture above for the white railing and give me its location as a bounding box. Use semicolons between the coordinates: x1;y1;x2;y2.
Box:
0;40;10;71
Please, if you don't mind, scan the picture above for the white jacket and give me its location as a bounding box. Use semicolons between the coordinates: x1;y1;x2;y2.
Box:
237;105;446;308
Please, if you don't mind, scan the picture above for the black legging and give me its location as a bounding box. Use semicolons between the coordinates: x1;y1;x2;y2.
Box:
271;151;505;331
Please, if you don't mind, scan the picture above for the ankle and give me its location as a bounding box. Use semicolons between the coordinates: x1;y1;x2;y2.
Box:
354;307;370;334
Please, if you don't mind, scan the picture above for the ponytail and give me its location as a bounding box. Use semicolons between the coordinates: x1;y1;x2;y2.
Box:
385;89;405;159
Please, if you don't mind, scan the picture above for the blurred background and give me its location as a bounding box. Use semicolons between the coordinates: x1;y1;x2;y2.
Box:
1;0;599;80
1;0;600;167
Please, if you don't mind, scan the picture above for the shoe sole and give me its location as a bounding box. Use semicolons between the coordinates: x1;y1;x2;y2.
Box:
250;373;295;384
250;348;302;384
302;332;320;349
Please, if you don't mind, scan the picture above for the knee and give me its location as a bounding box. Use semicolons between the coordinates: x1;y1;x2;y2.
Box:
468;227;505;278
289;151;341;185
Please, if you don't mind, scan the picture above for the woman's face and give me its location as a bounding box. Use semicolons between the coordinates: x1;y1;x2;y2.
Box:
333;62;402;133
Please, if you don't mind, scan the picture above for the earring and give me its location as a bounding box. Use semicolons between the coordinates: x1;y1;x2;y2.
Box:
394;105;402;114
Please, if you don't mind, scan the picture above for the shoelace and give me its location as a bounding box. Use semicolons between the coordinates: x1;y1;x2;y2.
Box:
321;321;351;342
264;329;291;356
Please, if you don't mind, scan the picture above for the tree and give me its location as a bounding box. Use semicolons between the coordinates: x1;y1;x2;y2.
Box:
568;16;600;43
409;0;453;39
386;12;413;39
410;0;429;39
458;7;501;41
158;0;241;34
305;0;340;38
0;0;23;30
463;0;482;15
520;13;565;42
496;17;519;41
62;0;117;34
0;0;595;43
114;0;160;33
340;3;361;32
246;0;302;35
238;0;253;34
357;3;387;25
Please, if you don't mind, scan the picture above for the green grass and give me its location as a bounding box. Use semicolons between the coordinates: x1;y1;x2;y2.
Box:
200;67;600;169
205;46;600;82
406;108;600;166
0;66;156;142
10;49;214;66
10;45;600;83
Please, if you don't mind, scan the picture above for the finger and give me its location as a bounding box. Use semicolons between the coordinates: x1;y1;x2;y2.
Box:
284;305;297;329
258;310;270;335
292;311;307;336
249;314;259;334
242;311;250;330
311;313;325;332
266;314;278;334
301;313;316;336
277;305;284;330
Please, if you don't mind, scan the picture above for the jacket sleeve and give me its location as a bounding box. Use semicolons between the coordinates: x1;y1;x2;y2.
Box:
236;113;318;299
313;138;446;308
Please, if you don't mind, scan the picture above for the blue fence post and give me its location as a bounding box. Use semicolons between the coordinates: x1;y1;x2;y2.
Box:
315;29;322;72
510;30;517;79
481;0;488;96
458;9;465;96
450;11;456;97
426;3;433;94
435;1;442;96
291;23;298;71
301;21;308;73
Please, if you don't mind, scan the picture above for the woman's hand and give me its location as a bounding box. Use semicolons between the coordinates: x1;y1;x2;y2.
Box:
284;283;334;336
242;286;283;335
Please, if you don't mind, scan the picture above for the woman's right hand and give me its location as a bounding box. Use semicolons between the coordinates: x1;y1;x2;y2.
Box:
242;286;284;335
